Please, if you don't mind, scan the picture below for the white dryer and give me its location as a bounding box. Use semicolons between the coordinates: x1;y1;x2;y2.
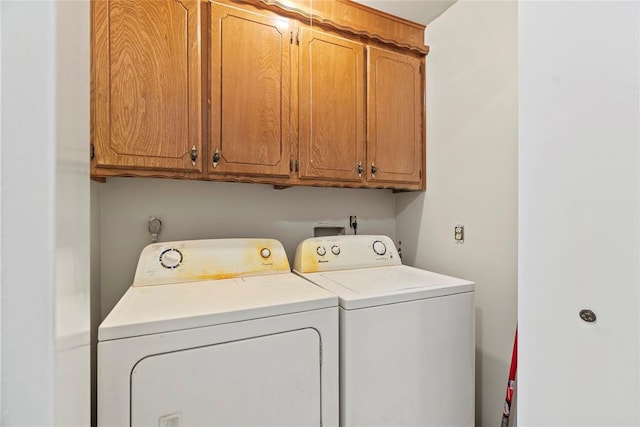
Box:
294;235;475;427
98;239;338;427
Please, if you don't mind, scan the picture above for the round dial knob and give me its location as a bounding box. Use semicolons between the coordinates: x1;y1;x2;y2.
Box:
331;245;341;255
372;240;387;256
316;246;327;256
260;248;271;259
159;248;183;269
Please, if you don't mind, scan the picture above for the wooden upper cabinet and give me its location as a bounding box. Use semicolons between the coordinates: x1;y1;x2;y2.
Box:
298;28;366;183
91;0;427;189
92;0;203;172
367;46;423;187
209;2;292;177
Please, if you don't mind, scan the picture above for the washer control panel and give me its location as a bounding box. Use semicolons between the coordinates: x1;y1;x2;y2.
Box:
133;239;290;287
293;235;401;273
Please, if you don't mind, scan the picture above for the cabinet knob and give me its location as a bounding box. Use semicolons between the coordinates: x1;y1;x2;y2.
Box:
213;148;221;168
190;145;198;166
357;161;364;177
371;164;378;176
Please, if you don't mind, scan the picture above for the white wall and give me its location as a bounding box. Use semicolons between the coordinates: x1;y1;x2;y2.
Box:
55;2;91;425
394;1;518;426
97;178;395;318
355;0;456;27
2;2;57;423
519;2;640;425
1;1;90;425
0;1;4;416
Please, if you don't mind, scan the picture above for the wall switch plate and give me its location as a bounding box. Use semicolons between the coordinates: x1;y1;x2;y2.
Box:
455;225;464;243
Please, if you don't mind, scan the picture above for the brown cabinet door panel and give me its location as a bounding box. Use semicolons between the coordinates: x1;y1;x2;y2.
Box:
209;2;292;177
93;0;202;172
299;28;365;182
367;47;423;185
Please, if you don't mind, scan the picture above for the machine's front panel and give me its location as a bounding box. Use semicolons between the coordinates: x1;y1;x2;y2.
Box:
339;292;475;427
131;328;322;426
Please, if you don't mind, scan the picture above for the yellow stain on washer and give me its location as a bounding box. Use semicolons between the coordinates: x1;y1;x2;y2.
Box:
296;248;321;273
174;240;290;282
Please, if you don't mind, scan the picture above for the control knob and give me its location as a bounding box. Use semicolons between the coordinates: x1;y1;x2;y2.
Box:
260;248;271;259
372;240;387;256
331;245;341;255
159;248;183;269
316;246;327;256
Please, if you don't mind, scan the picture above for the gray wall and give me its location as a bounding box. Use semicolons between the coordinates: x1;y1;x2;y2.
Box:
394;1;518;425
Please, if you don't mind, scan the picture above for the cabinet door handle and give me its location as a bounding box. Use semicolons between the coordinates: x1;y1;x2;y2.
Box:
190;145;198;166
371;163;378;175
357;162;364;177
213;148;221;168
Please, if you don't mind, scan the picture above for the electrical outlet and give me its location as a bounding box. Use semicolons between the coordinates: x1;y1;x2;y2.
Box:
454;225;464;243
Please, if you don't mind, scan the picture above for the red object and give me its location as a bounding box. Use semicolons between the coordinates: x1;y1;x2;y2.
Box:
501;327;518;427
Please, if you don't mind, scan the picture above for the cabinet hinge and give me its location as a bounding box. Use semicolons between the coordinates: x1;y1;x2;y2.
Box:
419;64;423;74
295;159;299;172
90;144;95;160
419;170;422;179
296;29;300;45
289;159;293;172
290;31;293;44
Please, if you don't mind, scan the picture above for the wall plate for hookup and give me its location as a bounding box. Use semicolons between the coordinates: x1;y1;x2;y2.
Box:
454;225;464;243
149;216;163;243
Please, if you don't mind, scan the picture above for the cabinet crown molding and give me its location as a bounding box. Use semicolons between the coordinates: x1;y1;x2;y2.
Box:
229;0;429;54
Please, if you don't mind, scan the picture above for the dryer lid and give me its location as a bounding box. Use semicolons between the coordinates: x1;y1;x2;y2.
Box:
297;265;474;309
98;273;337;341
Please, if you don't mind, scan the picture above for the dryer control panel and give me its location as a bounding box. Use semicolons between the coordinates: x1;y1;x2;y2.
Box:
133;239;290;286
293;235;401;273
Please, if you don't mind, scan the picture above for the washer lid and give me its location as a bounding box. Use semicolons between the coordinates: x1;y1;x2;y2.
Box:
296;265;474;310
98;273;337;341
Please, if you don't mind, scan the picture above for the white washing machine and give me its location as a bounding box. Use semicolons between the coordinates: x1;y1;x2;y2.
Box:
293;235;475;427
98;238;339;427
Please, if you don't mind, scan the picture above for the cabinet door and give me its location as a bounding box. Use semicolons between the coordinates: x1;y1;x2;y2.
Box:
367;47;423;186
209;2;292;177
92;0;203;172
299;28;365;182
